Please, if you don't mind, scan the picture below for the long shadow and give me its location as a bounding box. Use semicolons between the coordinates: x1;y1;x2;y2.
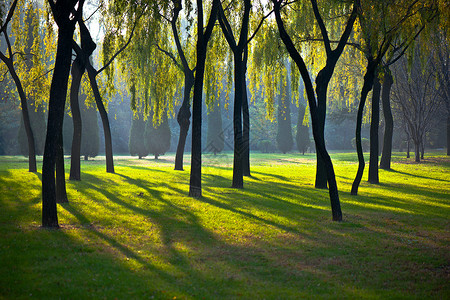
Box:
387;168;449;183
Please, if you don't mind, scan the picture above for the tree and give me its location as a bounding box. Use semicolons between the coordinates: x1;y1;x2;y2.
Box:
272;0;359;221
368;76;381;183
18;100;46;156
68;11;96;180
129;112;148;159
42;0;83;228
189;0;219;197
351;0;438;195
296;103;309;155
217;0;252;187
0;0;37;172
379;66;394;169
145;108;171;159
276;71;293;153
80;103;99;161
391;47;443;162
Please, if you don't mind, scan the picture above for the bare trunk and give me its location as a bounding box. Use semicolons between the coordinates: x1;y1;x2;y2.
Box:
368;77;381;184
174;74;193;171
380;68;394;169
87;66;114;173
351;59;376;195
69;57;84;180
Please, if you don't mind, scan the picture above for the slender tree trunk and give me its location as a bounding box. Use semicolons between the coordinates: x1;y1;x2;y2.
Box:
86;66;114;173
42;25;75;228
380;68;394;169
56;129;68;203
69;57;84;180
242;75;250;177
351;59;376;196
175;74;193;171
232;56;244;188
368;76;381;184
421;139;424;159
3;61;37;172
407;139;410;158
242;47;250;177
315;79;328;189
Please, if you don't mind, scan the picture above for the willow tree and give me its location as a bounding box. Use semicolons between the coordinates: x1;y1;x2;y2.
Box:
0;0;54;172
189;0;220;197
272;0;358;221
351;0;439;195
42;0;83;228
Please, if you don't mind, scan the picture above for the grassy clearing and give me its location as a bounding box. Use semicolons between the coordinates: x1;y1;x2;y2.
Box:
0;152;449;299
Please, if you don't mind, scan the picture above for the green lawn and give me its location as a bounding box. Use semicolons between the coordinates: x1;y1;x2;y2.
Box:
0;152;449;299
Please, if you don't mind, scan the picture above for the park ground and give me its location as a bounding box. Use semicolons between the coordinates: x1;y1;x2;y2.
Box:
0;151;449;299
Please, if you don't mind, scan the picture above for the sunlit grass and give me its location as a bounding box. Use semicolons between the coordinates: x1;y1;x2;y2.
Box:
0;151;449;299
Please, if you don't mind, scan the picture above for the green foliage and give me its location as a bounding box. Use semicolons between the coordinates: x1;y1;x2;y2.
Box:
0;153;449;298
145;108;171;159
258;139;274;153
129;112;148;159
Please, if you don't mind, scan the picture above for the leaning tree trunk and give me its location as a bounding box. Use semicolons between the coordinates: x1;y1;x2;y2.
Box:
42;25;75;228
368;76;381;184
69;57;84;180
86;66;114;173
4;62;37;172
174;74;194;171
380;68;394;169
314;69;332;189
351;59;376;196
56;129;68;203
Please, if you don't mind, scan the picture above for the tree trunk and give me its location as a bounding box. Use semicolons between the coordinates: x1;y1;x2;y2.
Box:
414;140;420;162
4;60;37;172
242;47;250;177
351;59;376;196
242;75;250;177
42;25;75;228
56;129;68;203
174;73;193;171
368;76;381;184
380;68;394;169
69;57;84;180
232;55;244;188
87;66;114;173
407;139;410;158
273;1;345;221
421;139;424;159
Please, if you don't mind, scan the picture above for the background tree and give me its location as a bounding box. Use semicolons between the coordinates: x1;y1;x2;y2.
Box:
18;100;46;156
206;96;224;155
276;69;293;154
145;107;171;160
129;112;148;159
296;103;309;155
391;47;443;162
80;103;99;161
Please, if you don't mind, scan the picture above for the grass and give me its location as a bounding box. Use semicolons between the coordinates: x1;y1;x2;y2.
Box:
0;151;449;299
